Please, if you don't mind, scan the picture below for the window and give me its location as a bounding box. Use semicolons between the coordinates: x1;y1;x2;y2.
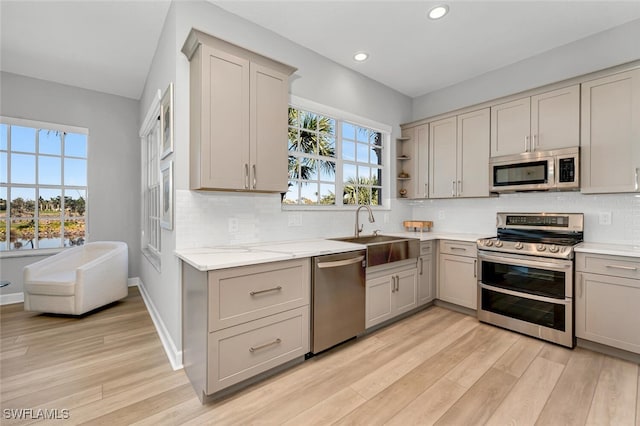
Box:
284;99;389;207
140;91;162;269
0;117;88;252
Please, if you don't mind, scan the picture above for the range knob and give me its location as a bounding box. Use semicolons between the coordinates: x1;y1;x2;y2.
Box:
514;242;524;250
495;241;503;248
537;244;546;252
485;240;494;247
549;245;559;253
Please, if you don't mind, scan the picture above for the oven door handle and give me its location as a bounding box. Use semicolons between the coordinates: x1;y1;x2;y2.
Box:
478;252;572;271
479;283;570;305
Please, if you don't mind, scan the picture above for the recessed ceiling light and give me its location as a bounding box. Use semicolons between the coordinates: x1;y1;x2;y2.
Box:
353;51;369;62
428;4;449;20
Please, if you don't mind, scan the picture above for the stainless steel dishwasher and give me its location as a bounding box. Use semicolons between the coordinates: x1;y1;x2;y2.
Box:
311;250;366;354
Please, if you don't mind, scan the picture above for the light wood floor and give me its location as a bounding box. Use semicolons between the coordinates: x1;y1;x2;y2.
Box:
1;288;639;426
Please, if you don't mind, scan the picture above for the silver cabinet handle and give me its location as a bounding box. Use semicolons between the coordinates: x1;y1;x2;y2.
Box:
474;259;477;278
451;247;467;251
524;135;528;152
457;180;462;196
635;168;639;191
424;183;428;198
419;258;424;275
395;275;400;292
244;163;249;189
451;181;456;197
578;275;583;298
249;338;281;353
391;276;396;293
249;286;282;296
317;256;365;269
252;164;257;189
606;264;638;271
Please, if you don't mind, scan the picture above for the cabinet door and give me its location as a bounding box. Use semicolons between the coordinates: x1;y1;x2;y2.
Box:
394;268;418;315
490;97;531;157
581;69;640;194
250;63;289;192
457;108;490;198
575;272;640;354
417;254;434;306
438;254;478;310
201;45;250;190
530;85;579;151
429;116;457;198
366;275;394;328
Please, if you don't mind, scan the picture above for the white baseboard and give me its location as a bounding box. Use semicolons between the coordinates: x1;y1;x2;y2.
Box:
127;278;138;287
0;292;24;305
135;277;183;370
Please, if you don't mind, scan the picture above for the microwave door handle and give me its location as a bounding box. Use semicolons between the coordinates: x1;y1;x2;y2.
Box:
549;158;555;185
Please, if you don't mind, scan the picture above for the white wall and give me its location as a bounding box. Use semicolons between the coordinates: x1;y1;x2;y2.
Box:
408;18;640;245
412;18;640;120
0;71;141;297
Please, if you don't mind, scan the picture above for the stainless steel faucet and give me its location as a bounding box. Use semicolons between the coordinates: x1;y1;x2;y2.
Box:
355;205;375;237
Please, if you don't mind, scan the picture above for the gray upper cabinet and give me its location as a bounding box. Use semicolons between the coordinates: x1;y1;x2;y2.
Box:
182;29;296;192
490;85;579;157
581;69;640;194
398;124;429;199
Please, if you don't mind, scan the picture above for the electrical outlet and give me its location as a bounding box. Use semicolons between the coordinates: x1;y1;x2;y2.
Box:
438;210;446;220
228;218;239;233
598;211;612;225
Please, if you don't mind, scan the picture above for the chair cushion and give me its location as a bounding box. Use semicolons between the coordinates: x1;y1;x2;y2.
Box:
24;271;75;296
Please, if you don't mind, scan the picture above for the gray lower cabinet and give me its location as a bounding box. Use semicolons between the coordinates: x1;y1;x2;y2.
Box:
182;258;310;401
417;241;435;306
365;260;418;329
437;240;478;310
575;252;640;354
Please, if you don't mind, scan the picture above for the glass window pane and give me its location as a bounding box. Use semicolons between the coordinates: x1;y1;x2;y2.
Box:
0;124;7;150
371;187;381;205
10;187;35;216
359;166;371;182
64;133;87;158
288;155;299;180
0;219;6;250
38;219;62;249
64;158;87;186
288;128;299;151
0;152;6;184
342;141;355;161
39;156;62;185
283;181;300;205
318;134;336;158
300;130;316;155
343;186;357;205
11;153;36;184
323;118;336;136
356;127;368;142
39;130;61;155
64;189;86;217
358;186;372;204
10;219;36;250
371;145;382;165
39;188;61;218
319;160;335;181
300;181;318;204
301;111;318;130
342;122;356;141
319;184;335;205
356;143;369;163
11;126;36;153
0;187;6;218
288;107;300;128
64;219;85;247
343;163;356;183
371;168;382;186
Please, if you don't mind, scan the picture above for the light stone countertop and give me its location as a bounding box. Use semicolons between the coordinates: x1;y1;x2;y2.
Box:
575;242;640;258
175;232;495;271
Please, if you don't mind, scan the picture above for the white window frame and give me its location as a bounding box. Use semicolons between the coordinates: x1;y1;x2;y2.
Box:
284;96;392;210
0;116;89;258
139;91;162;270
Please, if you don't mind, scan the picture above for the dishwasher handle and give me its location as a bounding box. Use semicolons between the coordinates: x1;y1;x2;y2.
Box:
317;255;365;269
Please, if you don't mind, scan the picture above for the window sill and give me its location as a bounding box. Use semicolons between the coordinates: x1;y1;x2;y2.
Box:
281;203;391;212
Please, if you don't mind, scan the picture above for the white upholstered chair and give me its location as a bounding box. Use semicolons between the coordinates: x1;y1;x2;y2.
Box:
23;241;128;315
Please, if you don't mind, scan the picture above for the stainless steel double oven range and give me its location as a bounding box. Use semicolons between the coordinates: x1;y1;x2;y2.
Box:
477;213;584;348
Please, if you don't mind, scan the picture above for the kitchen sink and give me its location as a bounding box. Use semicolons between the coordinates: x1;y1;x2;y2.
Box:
332;235;419;267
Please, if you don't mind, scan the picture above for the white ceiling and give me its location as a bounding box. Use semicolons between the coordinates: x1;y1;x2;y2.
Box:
0;0;171;100
1;1;640;101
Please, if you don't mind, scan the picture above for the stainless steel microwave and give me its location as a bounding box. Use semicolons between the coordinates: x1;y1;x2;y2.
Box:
489;147;579;193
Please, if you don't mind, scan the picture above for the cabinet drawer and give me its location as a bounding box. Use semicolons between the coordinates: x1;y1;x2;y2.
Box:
207;307;310;393
208;259;310;332
575;253;640;279
439;240;477;257
420;241;433;255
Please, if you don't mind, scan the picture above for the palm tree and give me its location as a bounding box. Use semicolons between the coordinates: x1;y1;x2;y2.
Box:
288;108;336;181
343;177;381;205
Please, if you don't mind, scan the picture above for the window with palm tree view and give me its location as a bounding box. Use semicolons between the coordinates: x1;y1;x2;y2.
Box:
285;106;385;206
0;119;88;252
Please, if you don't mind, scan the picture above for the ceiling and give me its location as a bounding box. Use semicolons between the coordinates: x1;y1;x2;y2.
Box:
1;1;640;101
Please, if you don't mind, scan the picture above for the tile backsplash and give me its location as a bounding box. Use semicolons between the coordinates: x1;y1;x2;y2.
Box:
176;189;640;248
